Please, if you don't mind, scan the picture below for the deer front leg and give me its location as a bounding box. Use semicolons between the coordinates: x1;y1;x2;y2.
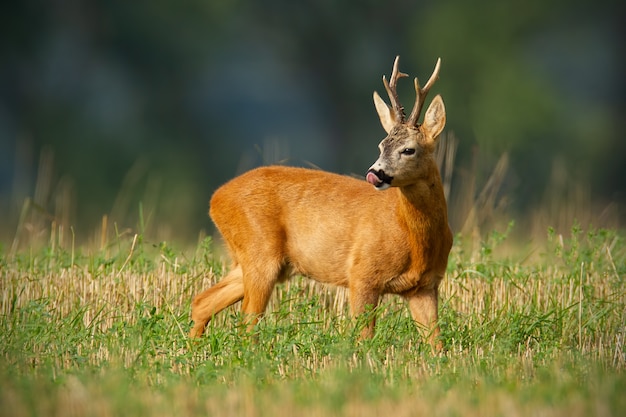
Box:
405;286;442;352
349;281;380;339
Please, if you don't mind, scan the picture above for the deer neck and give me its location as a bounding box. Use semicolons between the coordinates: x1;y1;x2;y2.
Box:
395;162;448;235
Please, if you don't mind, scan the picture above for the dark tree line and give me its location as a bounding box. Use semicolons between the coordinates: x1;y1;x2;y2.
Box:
1;0;624;240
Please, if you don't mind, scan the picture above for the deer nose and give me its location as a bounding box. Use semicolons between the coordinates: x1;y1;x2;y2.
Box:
368;159;383;172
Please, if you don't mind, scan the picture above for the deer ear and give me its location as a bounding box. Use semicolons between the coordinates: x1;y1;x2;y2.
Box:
373;91;397;134
421;95;446;142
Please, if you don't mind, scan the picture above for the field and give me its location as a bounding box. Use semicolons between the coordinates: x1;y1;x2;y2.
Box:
1;224;625;416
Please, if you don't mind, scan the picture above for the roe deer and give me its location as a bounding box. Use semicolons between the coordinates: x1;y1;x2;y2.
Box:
190;56;452;350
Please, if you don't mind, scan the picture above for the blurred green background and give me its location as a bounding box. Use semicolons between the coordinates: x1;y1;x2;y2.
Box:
1;0;624;245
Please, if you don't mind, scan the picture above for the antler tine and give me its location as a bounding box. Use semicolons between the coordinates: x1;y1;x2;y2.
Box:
382;56;409;122
407;57;442;126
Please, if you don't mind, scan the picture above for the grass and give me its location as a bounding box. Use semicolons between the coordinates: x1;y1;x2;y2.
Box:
1;223;625;416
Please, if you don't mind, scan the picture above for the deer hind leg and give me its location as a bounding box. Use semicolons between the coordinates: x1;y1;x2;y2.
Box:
189;264;244;338
405;285;442;352
240;258;284;331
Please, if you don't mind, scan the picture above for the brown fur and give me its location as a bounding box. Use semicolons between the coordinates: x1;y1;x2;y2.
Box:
190;57;452;350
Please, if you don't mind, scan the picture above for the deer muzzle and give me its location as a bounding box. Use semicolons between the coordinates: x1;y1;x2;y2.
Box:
366;169;393;190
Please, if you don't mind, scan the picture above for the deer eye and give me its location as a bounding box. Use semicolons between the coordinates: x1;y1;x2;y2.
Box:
401;148;416;156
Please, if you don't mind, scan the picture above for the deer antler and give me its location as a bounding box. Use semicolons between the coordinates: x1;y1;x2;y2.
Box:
382;56;409;123
407;58;441;126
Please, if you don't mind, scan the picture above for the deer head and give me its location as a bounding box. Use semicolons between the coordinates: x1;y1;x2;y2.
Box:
366;56;446;190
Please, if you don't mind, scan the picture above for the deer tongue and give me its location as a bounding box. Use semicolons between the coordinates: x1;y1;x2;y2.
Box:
366;170;383;187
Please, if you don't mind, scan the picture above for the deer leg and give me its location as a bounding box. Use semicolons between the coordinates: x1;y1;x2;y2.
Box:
240;261;282;331
405;285;442;352
190;265;244;337
349;281;380;339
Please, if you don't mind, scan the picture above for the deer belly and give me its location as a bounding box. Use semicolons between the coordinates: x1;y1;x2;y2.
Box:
285;238;351;287
384;270;440;294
